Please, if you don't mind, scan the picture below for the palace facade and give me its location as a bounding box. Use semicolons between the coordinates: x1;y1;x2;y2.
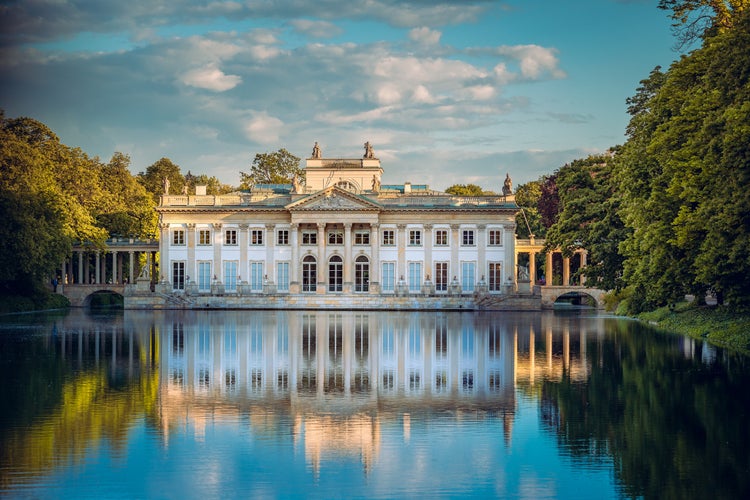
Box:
142;144;522;309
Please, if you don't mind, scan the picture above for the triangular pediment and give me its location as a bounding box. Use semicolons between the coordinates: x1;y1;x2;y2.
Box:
287;186;381;211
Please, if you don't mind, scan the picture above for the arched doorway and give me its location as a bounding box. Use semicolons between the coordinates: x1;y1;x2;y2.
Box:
355;255;369;292
329;255;343;292
302;255;316;292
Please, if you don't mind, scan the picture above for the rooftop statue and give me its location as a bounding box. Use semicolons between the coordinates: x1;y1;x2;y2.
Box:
312;141;321;159
364;141;375;159
502;173;513;195
163;177;170;195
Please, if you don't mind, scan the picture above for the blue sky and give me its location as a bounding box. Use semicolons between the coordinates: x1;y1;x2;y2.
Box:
0;0;679;190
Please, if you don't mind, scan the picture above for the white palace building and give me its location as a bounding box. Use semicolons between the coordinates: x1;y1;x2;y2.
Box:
126;143;537;310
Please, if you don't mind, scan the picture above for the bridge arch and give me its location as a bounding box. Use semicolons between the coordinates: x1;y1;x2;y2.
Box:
60;284;126;307
540;286;606;309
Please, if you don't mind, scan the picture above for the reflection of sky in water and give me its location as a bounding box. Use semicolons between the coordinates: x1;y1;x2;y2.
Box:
2;310;631;498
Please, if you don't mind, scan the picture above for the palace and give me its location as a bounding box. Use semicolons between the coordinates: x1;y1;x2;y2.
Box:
131;142;522;309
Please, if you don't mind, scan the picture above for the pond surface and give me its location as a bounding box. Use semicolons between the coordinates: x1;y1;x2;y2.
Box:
0;309;748;499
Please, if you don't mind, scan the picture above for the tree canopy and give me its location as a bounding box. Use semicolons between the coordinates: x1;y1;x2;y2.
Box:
239;148;302;188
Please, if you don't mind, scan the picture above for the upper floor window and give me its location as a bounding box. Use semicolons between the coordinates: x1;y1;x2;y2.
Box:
225;229;237;246
435;229;448;246
250;229;263;246
489;230;503;246
382;230;395;246
302;231;317;245
277;229;289;245
328;230;343;245
409;230;422;246
172;229;185;246
462;230;475;246
198;229;211;245
354;231;370;245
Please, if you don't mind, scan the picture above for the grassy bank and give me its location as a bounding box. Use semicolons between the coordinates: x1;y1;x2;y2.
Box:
637;303;750;353
0;291;70;314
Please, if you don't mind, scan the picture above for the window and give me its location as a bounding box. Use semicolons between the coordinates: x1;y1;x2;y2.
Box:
354;231;370;245
302;231;317;245
489;262;503;291
381;262;395;292
302;256;316;292
224;261;238;291
172;229;185;246
461;261;476;292
435;262;448;292
409;230;422;246
328;255;343;292
462;230;475;246
225;229;237;246
489;229;503;246
435;229;448;246
172;261;185;290
198;229;211;245
277;230;289;245
198;262;211;292
408;262;422;292
328;230;343;245
251;229;263;246
277;262;289;292
355;255;369;292
250;262;263;292
382;230;395;246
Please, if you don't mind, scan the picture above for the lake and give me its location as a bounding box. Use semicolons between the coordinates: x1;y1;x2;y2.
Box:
1;309;748;499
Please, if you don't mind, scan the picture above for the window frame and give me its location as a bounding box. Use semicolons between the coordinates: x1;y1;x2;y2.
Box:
172;229;185;246
408;229;422;247
250;229;264;246
462;229;475;247
198;229;211;246
434;229;448;246
225;229;238;246
382;229;395;246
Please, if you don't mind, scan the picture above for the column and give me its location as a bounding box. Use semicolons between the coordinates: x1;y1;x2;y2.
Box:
529;251;537;285
239;224;249;280
369;223;380;292
545;251;553;286
423;224;433;281
477;224;486;282
266;224;276;283
397;224;406;281
129;251;134;284
343;222;352;292
290;223;299;292
112;250;118;284
503;224;515;286
95;251;101;284
563;256;570;286
450;224;459;281
78;251;84;284
317;223;326;293
159;223;170;282
84;253;90;283
579;250;588;285
187;223;196;282
212;223;223;281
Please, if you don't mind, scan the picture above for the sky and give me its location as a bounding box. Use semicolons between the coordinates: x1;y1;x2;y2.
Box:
0;0;680;191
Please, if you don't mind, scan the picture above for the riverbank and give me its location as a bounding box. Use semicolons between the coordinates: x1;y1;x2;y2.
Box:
637;303;750;353
0;291;69;314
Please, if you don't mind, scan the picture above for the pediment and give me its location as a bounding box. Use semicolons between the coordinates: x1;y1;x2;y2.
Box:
287;186;381;211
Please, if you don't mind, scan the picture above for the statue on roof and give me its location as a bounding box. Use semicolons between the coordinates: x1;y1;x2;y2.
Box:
364;141;374;159
371;174;380;193
502;173;513;195
291;173;301;194
312;141;321;159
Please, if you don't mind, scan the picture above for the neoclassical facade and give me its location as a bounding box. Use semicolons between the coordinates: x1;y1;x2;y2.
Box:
152;145;520;308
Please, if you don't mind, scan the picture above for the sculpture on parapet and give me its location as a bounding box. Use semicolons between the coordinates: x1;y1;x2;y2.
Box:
364;141;375;159
312;141;321;159
292;173;301;194
371;174;380;193
502;173;513;195
163;177;170;195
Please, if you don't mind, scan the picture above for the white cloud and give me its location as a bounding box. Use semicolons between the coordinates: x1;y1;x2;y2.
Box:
409;27;441;46
243;111;284;144
181;64;242;91
496;44;566;80
288;19;344;39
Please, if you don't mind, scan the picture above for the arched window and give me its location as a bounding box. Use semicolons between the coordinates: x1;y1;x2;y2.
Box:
355;255;369;292
302;256;316;292
328;255;343;292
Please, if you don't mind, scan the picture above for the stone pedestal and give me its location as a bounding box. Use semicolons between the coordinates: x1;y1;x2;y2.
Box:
396;280;408;296
263;280;277;295
238;281;251;296
517;279;531;294
421;280;435;296
186;280;198;296
211;281;224;296
448;278;462;296
136;277;151;293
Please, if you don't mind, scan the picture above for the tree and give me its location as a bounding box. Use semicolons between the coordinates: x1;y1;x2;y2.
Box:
514;181;545;239
658;0;748;48
444;184;488;196
137;157;185;202
184;171;235;195
240;148;302;188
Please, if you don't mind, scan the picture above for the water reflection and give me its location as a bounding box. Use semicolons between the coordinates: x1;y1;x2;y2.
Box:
1;310;748;498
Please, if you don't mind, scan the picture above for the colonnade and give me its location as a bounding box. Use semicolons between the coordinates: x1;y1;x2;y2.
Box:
64;240;159;285
514;237;588;286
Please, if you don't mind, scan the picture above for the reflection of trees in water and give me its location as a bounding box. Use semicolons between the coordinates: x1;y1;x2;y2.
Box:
539;319;750;499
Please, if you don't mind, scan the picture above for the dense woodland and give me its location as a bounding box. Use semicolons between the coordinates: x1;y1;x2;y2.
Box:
1;1;748;313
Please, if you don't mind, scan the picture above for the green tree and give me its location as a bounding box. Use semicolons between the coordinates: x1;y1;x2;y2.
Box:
137;157;185;202
184;171;235;195
658;0;748;47
514;181;545;239
239;148;302;188
444;184;488;196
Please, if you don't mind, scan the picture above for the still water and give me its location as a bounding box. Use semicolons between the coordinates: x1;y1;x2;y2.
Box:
0;309;748;499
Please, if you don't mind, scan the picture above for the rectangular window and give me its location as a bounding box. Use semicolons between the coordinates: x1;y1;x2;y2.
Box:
489;230;503;246
409;230;422;246
198;229;211;246
435;262;448;292
382;230;395;246
435;229;448;246
462;230;475;246
277;230;289;245
328;230;343;245
250;262;263;291
489;262;503;291
276;262;289;292
302;231;317;245
198;262;211;292
225;229;237;246
354;231;370;245
408;262;422;292
381;262;395;292
461;261;476;292
172;262;185;290
172;229;185;246
250;229;263;246
224;261;238;291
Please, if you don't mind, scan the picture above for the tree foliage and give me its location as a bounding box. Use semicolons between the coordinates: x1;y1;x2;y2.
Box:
514;181;545;239
239;148;302;188
445;183;490;196
137;157;185;202
658;0;748;48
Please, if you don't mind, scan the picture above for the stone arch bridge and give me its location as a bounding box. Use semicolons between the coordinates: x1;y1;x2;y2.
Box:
60;284;126;307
